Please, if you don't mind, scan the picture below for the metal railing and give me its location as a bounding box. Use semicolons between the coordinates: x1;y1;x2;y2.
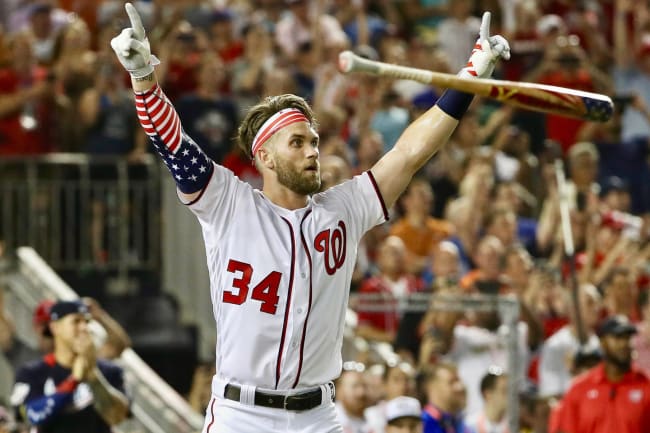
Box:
0;247;204;432
0;154;162;282
350;291;521;433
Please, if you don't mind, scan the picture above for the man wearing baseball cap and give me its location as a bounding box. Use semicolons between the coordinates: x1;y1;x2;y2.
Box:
553;315;650;433
385;396;423;433
10;300;128;433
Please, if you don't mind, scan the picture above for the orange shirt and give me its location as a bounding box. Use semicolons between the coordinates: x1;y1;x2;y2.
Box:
554;363;650;433
459;269;506;294
389;217;454;257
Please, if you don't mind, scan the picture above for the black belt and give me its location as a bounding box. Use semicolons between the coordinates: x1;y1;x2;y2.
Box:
223;383;333;411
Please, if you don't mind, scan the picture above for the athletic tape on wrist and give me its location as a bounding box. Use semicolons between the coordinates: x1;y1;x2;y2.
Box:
435;89;474;120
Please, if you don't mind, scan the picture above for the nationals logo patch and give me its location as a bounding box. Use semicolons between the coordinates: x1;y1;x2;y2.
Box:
314;221;347;275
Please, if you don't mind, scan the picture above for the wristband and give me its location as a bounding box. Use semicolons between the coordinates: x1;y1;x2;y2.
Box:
435;89;474;120
129;54;160;79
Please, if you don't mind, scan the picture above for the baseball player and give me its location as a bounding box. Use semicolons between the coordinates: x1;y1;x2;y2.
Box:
110;4;509;432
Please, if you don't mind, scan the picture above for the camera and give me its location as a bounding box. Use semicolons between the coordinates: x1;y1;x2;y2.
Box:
176;31;196;42
613;94;634;111
557;54;580;67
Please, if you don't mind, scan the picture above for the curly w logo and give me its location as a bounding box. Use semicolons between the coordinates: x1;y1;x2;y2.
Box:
314;221;347;275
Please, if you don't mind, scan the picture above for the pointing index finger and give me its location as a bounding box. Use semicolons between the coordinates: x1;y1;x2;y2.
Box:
125;3;145;41
479;11;491;42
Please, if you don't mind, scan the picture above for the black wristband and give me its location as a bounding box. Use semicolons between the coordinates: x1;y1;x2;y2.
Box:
436;89;474;120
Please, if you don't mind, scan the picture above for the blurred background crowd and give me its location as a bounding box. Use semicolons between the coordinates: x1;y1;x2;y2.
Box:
2;0;650;432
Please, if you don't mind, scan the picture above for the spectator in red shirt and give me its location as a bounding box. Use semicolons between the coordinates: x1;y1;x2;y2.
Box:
525;35;612;153
553;315;650;433
633;291;650;377
0;32;59;155
356;236;423;344
157;22;204;102
209;9;243;65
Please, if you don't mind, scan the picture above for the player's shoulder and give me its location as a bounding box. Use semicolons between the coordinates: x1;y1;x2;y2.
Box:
206;163;256;196
313;172;370;199
14;356;52;383
565;366;603;394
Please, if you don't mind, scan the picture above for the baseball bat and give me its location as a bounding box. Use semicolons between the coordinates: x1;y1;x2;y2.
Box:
338;50;614;122
555;159;587;346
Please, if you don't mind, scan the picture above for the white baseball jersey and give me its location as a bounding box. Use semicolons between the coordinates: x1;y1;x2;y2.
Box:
187;163;388;391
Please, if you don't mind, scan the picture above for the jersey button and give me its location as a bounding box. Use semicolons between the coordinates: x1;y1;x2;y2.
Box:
300;272;306;279
297;308;303;314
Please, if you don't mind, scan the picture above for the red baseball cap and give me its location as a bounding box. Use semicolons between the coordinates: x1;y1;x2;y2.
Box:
33;299;55;327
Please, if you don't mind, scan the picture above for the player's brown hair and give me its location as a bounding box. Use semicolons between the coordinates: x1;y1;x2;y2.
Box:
236;94;317;160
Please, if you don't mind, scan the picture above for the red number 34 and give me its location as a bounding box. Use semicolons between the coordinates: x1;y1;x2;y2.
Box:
222;259;281;314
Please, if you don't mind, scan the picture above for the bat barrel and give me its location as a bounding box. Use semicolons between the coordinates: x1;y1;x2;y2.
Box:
338;50;615;123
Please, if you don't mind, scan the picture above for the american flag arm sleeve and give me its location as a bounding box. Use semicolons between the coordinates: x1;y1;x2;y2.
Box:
134;84;214;194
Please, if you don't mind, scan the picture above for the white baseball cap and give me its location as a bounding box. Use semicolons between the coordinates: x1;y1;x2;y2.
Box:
385;396;422;424
537;14;565;37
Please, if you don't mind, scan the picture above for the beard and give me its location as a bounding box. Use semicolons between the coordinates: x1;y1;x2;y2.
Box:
275;157;321;195
605;351;632;371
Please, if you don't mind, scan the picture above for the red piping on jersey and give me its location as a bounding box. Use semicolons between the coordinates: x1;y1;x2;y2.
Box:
206;397;216;432
44;353;56;367
275;217;296;389
424;403;443;420
185;163;215;206
292;209;314;388
367;170;389;221
56;377;79;393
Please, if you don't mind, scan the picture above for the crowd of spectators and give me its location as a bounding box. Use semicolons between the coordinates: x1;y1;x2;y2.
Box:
4;0;650;432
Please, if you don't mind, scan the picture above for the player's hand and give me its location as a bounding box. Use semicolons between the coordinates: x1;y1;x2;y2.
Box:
73;331;97;366
110;3;160;78
72;355;89;381
460;12;510;79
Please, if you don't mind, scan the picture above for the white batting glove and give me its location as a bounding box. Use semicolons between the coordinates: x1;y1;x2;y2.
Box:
459;12;510;79
110;3;160;79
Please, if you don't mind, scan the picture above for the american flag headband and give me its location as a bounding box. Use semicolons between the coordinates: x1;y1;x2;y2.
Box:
251;108;309;157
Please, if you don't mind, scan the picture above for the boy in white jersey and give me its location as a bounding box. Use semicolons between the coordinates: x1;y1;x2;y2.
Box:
110;4;510;432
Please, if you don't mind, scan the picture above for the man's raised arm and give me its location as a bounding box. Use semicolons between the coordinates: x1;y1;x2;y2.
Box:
370;12;510;208
110;3;213;204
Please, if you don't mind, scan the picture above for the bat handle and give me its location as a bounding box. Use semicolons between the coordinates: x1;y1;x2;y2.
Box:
339;50;435;84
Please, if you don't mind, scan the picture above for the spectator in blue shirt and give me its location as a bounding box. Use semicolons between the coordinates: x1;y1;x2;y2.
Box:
421;362;468;433
10;300;128;433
